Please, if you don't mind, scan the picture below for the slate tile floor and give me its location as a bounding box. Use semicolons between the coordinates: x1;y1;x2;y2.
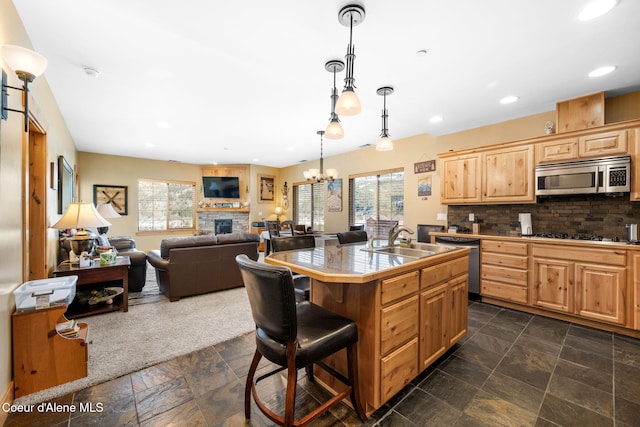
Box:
6;301;640;426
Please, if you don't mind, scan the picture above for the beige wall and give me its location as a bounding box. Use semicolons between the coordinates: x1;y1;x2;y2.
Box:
0;0;77;408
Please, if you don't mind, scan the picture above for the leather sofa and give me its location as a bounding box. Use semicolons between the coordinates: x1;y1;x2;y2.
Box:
146;232;260;301
59;235;148;292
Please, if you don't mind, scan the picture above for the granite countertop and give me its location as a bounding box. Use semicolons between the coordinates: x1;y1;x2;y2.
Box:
265;242;470;283
429;231;639;249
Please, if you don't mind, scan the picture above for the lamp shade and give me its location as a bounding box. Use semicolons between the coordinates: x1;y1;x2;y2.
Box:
97;202;121;219
335;89;361;116
376;136;394;152
1;45;48;78
52;202;111;230
325;119;344;139
274;206;283;215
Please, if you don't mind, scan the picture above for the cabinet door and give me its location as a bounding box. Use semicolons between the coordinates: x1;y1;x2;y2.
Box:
629;128;640;201
532;258;573;313
536;137;579;162
449;274;468;346
380;338;418;403
578;130;627;158
380;296;419;355
575;263;626;325
441;154;482;204
482;145;534;203
419;283;448;369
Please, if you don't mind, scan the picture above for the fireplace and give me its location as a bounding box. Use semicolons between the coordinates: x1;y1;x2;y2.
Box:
215;219;233;235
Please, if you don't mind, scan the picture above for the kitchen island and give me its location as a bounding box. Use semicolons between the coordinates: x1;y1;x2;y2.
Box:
265;242;470;415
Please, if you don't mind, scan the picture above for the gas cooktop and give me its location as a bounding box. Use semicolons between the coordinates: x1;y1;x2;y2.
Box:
533;233;604;241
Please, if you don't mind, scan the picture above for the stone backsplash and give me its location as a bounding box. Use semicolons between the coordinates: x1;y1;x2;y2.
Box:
447;194;640;240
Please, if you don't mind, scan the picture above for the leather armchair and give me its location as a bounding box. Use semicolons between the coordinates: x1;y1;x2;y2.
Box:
109;237;148;292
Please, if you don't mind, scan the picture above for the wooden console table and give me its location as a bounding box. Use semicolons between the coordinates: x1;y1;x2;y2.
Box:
54;256;130;318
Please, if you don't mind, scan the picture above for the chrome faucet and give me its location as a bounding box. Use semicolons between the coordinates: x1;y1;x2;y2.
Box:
388;224;415;246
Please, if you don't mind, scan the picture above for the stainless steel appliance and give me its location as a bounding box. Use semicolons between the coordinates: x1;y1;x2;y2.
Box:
535;155;630;196
435;235;480;299
626;224;638;243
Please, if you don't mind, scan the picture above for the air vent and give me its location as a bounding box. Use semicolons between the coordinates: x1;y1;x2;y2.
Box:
359;143;372;148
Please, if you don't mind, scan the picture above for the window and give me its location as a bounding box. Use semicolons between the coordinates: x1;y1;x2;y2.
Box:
138;179;196;232
349;169;404;237
294;182;325;231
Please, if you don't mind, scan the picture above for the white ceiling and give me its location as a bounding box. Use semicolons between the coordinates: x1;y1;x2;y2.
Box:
11;0;640;168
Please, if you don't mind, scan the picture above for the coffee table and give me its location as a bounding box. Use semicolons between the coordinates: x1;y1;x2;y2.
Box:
54;256;130;319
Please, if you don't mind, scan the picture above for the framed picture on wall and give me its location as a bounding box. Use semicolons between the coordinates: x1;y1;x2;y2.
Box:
327;178;342;212
93;184;128;215
258;174;275;203
57;155;74;214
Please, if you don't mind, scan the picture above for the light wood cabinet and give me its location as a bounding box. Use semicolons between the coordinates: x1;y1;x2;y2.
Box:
482;145;535;203
419;258;468;369
440;154;482;203
531;244;627;325
440;145;534;204
481;240;529;304
579;130;627;158
628;128;640;201
536;137;579;162
632;252;640;331
12;306;88;398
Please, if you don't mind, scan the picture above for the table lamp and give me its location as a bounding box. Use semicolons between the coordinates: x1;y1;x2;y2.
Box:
96;202;121;235
52;202;111;258
274;206;283;222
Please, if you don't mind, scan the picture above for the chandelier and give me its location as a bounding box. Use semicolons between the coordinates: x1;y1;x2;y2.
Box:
303;131;338;182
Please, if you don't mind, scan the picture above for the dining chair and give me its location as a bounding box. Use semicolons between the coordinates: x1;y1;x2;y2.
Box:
235;254;367;427
349;224;365;231
270;235;315;302
336;230;368;244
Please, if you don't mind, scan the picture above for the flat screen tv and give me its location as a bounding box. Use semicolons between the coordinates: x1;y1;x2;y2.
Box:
202;176;241;198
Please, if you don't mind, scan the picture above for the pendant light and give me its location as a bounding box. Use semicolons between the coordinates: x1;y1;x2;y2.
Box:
303;131;338;182
325;60;345;139
335;4;365;117
376;86;394;151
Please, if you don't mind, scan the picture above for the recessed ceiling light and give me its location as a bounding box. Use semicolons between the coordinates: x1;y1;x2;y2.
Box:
252;158;260;162
588;65;617;77
578;0;618;21
156;121;172;128
82;66;100;77
500;96;519;104
144;143;155;148
429;115;443;123
286;146;295;151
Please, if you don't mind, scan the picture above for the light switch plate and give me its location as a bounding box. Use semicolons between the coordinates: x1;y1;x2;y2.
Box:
437;213;447;221
469;213;475;222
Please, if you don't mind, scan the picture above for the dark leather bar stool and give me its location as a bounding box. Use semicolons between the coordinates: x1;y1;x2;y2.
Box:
336;230;368;244
236;254;367;427
271;235;315;302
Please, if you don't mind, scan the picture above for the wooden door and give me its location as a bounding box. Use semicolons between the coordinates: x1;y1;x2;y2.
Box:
532;257;573;313
419;283;448;368
440;154;482;203
575;263;626;325
448;274;468;346
482;145;534;203
26;119;48;280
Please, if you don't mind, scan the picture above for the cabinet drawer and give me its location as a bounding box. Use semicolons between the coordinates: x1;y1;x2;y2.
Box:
532;244;626;266
481;240;528;256
481;264;528;287
481;280;528;304
381;338;418;403
482;252;528;269
381;296;419;355
421;257;468;289
381;271;419;305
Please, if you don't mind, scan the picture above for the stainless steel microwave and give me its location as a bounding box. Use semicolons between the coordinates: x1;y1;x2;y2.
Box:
535;155;631;196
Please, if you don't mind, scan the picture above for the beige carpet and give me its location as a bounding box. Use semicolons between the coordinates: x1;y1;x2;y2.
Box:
14;265;255;406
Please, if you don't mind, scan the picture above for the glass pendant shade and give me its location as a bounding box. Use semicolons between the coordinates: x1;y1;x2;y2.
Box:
376;136;394;151
325;119;344;139
325;168;338;179
335;89;361;116
1;45;48;80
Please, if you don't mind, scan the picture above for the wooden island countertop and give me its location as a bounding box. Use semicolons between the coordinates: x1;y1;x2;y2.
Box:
265;242;471;415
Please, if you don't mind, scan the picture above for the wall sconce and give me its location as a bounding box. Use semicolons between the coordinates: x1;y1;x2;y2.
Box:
1;45;48;132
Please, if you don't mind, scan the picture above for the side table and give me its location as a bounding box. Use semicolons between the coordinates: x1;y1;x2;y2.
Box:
54;256;130;318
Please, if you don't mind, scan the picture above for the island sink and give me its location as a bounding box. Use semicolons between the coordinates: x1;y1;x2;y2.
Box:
362;242;458;258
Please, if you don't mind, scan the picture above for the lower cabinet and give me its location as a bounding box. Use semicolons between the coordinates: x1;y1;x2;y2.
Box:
531;244;627;325
481;240;528;304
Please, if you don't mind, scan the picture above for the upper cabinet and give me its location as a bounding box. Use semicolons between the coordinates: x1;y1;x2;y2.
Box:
482;145;534;203
440;154;482;203
440;120;640;205
440;144;534;205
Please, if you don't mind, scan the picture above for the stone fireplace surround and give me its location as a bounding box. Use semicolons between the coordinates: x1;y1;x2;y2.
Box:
198;211;249;235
